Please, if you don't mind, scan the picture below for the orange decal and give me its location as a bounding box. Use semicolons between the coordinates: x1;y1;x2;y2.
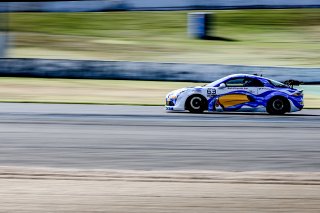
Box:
218;94;250;108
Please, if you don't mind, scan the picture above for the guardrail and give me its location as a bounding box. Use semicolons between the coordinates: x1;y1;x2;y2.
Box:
1;0;320;12
0;58;319;83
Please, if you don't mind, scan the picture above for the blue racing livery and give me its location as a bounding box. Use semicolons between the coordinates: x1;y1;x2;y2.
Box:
165;74;303;115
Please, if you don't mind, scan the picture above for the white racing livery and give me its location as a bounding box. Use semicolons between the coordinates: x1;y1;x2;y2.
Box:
165;74;304;115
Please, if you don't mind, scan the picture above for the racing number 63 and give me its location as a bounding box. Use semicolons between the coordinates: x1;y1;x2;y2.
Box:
207;88;216;96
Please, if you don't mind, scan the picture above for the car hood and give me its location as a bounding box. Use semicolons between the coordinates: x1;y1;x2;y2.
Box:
167;86;202;98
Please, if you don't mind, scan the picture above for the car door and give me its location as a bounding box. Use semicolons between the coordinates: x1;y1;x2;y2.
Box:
216;77;256;109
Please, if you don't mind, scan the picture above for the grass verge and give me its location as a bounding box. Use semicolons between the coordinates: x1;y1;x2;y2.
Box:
8;9;320;67
0;77;319;108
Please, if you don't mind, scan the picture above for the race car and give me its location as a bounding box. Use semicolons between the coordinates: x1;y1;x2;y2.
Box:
165;74;304;114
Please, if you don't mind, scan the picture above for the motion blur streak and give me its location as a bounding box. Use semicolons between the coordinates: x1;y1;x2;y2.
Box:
1;2;320;211
0;103;319;171
0;103;320;212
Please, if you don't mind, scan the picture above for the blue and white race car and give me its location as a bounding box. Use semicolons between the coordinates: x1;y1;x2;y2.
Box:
165;74;304;114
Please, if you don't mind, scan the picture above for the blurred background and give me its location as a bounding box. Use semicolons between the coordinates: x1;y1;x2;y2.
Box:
0;0;320;66
0;0;319;106
0;1;320;212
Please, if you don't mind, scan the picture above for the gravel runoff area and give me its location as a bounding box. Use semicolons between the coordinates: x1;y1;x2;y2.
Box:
0;167;320;213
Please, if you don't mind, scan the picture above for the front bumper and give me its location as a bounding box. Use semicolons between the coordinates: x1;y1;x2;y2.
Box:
166;100;175;106
165;97;185;111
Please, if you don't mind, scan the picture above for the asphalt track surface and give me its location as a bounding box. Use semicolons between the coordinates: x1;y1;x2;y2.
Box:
0;103;320;172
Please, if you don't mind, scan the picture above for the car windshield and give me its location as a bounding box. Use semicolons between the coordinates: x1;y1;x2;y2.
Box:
206;76;231;87
269;79;289;88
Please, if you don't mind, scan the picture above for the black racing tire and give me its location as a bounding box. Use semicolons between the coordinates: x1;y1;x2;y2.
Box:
185;95;207;113
266;96;290;115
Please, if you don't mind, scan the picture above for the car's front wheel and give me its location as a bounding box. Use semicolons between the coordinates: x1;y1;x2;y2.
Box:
267;97;290;115
185;95;207;113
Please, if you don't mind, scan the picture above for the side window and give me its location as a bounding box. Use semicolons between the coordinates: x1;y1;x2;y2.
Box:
225;78;245;87
243;78;264;87
268;79;288;88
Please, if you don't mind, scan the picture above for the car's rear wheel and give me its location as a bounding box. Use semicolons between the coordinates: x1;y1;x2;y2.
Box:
267;97;290;115
185;95;207;113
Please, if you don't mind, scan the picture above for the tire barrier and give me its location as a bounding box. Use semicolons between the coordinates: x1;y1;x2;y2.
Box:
0;58;319;83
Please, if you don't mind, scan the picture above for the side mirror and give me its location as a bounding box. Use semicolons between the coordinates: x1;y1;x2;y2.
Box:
218;83;226;89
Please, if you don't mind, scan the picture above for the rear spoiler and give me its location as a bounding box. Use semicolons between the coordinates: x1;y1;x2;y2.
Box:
283;80;303;88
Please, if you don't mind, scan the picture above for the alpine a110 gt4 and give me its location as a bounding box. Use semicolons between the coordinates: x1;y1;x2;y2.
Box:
165;74;303;115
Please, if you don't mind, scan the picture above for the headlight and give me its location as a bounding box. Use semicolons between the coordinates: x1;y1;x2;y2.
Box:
167;88;187;100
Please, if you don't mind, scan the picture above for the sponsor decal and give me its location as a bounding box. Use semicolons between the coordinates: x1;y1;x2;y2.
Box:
227;87;248;90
